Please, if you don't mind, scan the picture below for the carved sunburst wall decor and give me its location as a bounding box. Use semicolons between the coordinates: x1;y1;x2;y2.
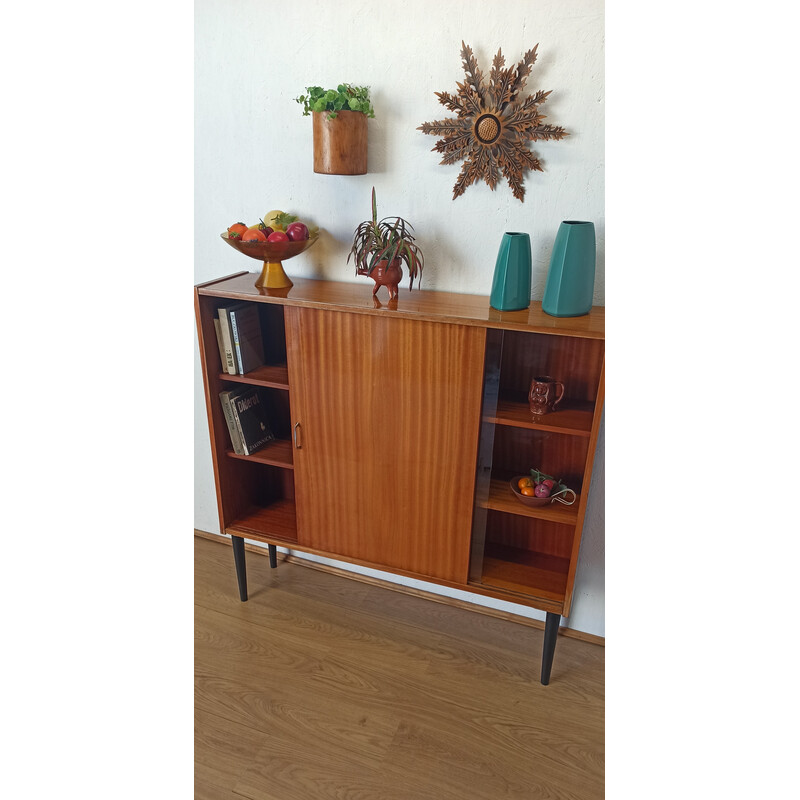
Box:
418;41;568;202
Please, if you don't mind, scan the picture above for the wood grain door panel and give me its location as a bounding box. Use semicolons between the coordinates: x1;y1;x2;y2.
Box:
286;307;485;584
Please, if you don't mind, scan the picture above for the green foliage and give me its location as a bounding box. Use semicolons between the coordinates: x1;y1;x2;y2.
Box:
347;187;424;290
529;468;570;497
295;84;375;119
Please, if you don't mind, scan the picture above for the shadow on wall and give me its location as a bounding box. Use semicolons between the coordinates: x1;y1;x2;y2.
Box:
303;229;364;285
366;89;389;175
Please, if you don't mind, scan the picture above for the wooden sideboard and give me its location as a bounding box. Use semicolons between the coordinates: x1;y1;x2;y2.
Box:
195;272;604;684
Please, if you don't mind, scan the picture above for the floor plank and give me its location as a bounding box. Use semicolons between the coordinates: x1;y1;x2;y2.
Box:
195;707;270;797
195;534;604;799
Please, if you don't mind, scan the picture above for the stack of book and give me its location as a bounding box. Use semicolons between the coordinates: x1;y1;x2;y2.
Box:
219;386;275;456
214;303;265;375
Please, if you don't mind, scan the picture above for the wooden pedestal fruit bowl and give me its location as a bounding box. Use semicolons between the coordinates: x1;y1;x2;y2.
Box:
221;232;319;290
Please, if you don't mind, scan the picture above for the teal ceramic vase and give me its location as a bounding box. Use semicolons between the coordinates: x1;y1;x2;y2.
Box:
542;221;596;317
490;232;532;311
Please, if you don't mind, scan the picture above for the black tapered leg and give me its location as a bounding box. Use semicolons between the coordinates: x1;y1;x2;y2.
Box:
231;535;248;601
268;543;277;569
541;612;561;685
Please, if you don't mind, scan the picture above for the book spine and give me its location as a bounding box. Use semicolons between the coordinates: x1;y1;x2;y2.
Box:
218;309;238;375
213;318;228;372
230;398;250;456
229;309;245;374
219;392;244;455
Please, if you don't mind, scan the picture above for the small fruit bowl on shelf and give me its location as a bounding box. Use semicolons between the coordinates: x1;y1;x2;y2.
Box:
221;232;319;291
510;473;577;507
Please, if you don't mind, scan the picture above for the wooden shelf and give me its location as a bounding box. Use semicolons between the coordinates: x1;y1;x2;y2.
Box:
477;544;569;602
485;397;594;437
227;499;298;545
226;438;293;469
480;478;579;524
218;363;290;389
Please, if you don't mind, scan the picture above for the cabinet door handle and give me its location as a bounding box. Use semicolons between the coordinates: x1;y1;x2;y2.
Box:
293;421;302;449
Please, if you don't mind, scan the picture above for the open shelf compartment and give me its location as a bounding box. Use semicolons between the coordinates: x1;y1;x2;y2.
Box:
205;296;289;382
222;461;298;545
471;508;574;603
478;542;569;602
468;327;596;605
227;499;298;546
221;382;294;466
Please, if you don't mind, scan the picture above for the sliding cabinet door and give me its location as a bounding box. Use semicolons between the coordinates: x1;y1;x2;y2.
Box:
286;307;485;584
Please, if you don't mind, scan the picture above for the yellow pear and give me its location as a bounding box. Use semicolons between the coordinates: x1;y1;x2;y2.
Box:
263;210;284;229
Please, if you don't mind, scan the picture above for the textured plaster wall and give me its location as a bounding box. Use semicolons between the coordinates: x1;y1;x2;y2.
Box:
194;0;605;636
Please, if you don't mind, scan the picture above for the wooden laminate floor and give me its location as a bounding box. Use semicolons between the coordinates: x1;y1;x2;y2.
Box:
195;535;604;800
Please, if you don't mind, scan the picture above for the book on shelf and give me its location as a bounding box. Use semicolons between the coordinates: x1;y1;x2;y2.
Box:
228;303;265;374
217;303;247;375
228;386;275;456
213;318;228;373
219;389;245;455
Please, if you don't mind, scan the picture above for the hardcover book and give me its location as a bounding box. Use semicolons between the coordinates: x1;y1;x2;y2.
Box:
219;389;245;455
228;304;265;374
213;318;229;373
218;303;247;375
229;386;274;455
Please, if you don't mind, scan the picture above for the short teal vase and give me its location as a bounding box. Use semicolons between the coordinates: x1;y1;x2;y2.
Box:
490;232;532;311
542;221;596;317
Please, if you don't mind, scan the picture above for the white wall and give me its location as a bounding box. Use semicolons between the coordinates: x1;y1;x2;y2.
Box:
194;0;605;636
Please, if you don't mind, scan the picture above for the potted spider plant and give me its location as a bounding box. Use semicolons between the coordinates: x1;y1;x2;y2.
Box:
296;84;374;175
347;187;424;300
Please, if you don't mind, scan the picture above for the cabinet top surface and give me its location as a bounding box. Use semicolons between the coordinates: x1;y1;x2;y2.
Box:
196;271;604;339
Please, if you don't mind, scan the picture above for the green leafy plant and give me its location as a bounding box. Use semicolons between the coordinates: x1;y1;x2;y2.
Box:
295;84;375;119
347;187;424;290
529;468;570;497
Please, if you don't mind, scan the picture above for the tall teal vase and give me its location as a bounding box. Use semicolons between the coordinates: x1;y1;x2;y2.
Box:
490;232;531;311
542;221;596;317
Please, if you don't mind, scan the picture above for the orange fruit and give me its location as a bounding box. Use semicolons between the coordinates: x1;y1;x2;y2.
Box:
517;477;533;490
227;222;248;236
242;228;267;242
520;486;535;496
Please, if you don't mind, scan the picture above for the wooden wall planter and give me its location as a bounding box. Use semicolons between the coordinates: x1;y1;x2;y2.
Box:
313;110;368;175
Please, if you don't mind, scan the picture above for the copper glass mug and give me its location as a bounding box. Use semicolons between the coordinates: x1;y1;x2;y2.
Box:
529;376;565;416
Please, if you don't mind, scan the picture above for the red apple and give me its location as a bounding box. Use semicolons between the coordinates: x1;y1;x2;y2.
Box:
285;221;309;242
534;483;551;498
267;230;289;243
